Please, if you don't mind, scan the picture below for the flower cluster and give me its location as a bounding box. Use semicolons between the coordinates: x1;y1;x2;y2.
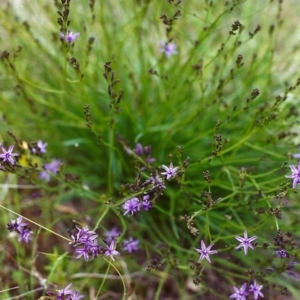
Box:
134;143;156;164
69;226;120;262
69;226;103;261
6;216;33;243
0;144;19;165
56;283;85;300
230;281;264;300
39;159;61;182
122;195;152;216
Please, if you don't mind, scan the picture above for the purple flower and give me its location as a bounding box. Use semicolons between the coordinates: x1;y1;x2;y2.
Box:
104;227;121;243
286;162;300;188
276;249;287;258
6;216;33;243
142;194;152;211
60;30;80;43
32;140;48;154
194;240;218;263
123;237;139;254
39;159;61;182
122;197;141;216
18;228;33;243
0;145;19;165
70;226;103;261
229;283;249;300
104;241;120;261
160;42;178;58
144;175;166;192
235;230;257;255
57;283;85;300
6;216;27;232
249;280;264;299
161;162;179;180
135;143;143;156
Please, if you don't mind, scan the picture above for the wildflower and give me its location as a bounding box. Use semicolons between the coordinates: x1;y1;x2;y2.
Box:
286;162;300;188
194;240;218;263
123;237;139;254
104;240;120;261
235;230;257;255
57;283;85;300
276;249;287;258
60;30;80;43
32;140;48;154
104;227;121;243
122;197;141;216
229;283;249;300
0;145;19;165
70;226;103;261
39;159;61;182
135;143;143;156
161;162;179;180
6;216;33;243
160;42;178;58
144;175;166;191
142;194;152;211
249;280;264;299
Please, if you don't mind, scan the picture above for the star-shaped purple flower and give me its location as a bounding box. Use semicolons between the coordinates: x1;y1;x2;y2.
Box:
0;145;19;165
60;30;80;43
229;283;249;300
160;42;178;58
194;240;218;263
104;241;120;261
161;162;179;180
235;230;257;255
123;237;139;254
286;162;300;188
249;280;264;299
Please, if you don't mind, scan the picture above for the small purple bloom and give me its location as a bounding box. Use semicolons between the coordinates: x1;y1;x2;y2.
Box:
235;230;257;255
286;162;300;188
104;240;120;261
57;283;85;300
160;42;178;58
60;30;80;43
104;227;121;243
6;216;33;243
33;140;48;154
194;240;218;263
229;283;249;300
276;249;287;258
39;159;61;182
135;143;143;156
161;162;179;180
123;237;139;254
6;216;27;232
122;197;141;216
18;228;33;243
249;280;264;299
142;194;152;211
0;145;19;165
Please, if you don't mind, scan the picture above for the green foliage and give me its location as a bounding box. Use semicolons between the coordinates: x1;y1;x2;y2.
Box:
0;0;300;299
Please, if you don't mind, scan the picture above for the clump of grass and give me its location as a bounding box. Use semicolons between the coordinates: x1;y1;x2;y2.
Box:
0;0;300;299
